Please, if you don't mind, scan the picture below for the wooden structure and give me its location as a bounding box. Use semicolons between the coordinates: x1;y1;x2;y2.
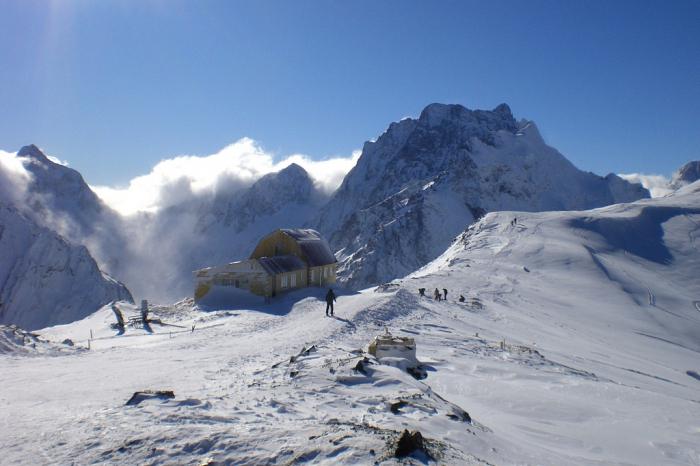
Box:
194;228;337;302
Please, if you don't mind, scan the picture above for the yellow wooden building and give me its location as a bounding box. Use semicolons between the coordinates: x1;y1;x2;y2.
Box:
194;228;337;302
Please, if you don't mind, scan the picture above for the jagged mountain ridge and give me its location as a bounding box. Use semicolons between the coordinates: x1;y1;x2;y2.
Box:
0;203;132;330
315;103;649;289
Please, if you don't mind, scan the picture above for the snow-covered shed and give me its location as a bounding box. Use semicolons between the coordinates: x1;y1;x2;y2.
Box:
194;228;337;302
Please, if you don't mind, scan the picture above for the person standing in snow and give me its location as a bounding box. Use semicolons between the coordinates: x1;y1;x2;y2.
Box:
434;288;441;301
443;288;448;301
418;288;426;297
325;288;337;316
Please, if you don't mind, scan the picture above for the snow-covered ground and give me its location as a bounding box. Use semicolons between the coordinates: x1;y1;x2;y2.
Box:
1;183;698;465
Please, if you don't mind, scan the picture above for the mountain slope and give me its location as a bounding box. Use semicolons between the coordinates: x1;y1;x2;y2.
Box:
1;183;697;464
0;203;132;330
317;103;649;289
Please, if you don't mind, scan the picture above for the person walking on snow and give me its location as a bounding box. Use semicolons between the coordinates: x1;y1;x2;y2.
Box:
325;288;337;316
434;288;441;301
443;288;448;301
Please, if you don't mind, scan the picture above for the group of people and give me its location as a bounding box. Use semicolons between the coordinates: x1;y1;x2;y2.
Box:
418;287;466;303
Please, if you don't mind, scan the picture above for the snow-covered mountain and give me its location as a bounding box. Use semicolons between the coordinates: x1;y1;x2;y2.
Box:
671;160;700;189
0;203;132;330
2;181;697;465
316;103;649;289
116;162;328;301
1;104;654;304
10;145;130;278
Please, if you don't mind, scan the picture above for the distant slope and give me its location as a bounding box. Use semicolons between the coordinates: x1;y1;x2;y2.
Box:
317;103;649;289
0;203;132;330
411;179;700;368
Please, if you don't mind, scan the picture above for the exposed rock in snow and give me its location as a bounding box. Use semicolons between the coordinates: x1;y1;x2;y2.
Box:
0;203;132;330
317;103;649;289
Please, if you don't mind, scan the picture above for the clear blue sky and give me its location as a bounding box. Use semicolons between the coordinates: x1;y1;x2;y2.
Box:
1;0;698;185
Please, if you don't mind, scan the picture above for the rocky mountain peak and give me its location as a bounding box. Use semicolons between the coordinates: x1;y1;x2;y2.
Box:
274;162;311;183
17;144;49;162
417;102;517;134
253;162;314;194
672;160;700;187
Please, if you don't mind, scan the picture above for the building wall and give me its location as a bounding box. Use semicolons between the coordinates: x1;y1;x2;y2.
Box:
194;259;274;300
273;268;308;294
307;264;337;287
249;230;303;260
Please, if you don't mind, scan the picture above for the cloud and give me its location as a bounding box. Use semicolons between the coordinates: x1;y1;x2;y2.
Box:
0;149;33;203
91;138;360;216
618;173;673;198
46;155;69;166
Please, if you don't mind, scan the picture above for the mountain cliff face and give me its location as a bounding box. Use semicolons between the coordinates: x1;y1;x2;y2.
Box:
0;203;132;330
316;103;649;289
671;160;700;189
14;145;129;276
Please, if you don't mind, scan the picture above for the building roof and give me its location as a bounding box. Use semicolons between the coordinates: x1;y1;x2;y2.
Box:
280;228;337;266
257;255;307;276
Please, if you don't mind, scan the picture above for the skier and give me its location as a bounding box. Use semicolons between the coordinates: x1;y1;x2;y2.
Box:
443;288;448;301
434;288;441;301
418;288;426;297
325;288;337;316
459;295;466;303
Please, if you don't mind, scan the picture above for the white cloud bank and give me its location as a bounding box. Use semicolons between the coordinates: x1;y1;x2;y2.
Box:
92;138;361;216
618;173;673;198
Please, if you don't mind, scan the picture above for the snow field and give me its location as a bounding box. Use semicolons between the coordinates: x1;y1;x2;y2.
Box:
1;183;699;464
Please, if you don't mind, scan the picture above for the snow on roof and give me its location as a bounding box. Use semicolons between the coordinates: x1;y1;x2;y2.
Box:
280;228;337;266
280;228;322;242
257;255;307;275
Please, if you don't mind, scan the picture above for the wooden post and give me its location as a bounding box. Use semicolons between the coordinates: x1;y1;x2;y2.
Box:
90;329;93;340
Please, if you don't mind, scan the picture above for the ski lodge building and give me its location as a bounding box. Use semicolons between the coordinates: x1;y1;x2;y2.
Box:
194;229;337;302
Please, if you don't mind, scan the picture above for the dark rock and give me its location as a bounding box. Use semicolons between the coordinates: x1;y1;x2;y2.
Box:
125;390;175;406
407;366;427;380
447;408;472;423
62;338;74;346
354;357;370;375
390;400;407;414
395;429;431;458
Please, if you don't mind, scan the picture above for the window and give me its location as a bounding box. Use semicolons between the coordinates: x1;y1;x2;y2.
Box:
281;274;288;288
310;269;315;281
234;279;240;288
324;267;329;278
290;273;297;287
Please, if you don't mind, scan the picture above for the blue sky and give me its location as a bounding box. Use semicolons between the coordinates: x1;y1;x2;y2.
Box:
1;0;698;186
